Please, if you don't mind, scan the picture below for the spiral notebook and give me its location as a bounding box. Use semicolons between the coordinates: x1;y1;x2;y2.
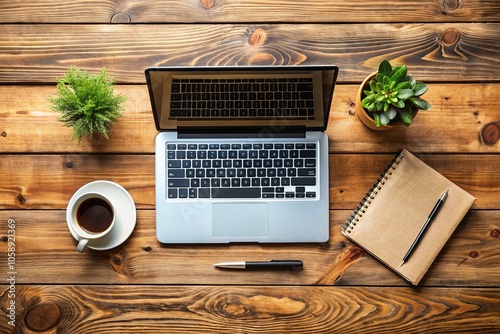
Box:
342;149;475;285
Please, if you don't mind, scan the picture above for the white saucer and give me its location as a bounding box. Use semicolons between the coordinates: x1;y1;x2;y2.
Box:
67;180;136;250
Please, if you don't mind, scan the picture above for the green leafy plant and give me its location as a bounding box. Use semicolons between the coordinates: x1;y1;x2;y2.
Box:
361;60;431;127
50;66;126;145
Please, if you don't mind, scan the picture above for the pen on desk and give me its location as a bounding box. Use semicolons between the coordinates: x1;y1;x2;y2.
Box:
400;189;449;267
213;260;303;270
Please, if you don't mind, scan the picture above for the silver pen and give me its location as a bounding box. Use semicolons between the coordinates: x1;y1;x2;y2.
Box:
214;260;303;270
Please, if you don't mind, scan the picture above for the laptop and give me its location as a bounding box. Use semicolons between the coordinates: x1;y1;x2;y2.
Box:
145;65;339;243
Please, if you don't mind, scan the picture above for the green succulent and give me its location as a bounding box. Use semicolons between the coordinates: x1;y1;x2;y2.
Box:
50;66;126;145
361;60;431;127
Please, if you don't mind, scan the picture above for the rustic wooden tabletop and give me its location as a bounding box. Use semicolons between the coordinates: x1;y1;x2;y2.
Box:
1;1;499;333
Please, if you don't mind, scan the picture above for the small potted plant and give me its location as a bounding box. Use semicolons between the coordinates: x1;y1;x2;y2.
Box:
355;60;431;130
50;66;126;145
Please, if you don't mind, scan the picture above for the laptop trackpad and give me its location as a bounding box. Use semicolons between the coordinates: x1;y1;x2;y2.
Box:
212;203;269;238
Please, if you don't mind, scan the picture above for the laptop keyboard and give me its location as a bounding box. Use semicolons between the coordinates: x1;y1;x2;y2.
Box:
169;78;315;119
166;142;318;200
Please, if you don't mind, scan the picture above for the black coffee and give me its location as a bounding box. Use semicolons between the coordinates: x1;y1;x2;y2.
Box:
77;197;113;233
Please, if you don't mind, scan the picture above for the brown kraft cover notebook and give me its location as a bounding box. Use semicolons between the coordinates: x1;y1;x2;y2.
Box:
342;149;476;285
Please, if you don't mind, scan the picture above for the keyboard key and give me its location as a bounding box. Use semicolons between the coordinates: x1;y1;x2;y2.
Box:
297;83;313;91
298;168;316;176
300;92;314;99
168;169;185;178
300;150;316;158
168;189;178;198
168;179;189;187
211;188;261;198
179;188;188;198
291;177;316;186
305;159;316;167
199;188;211;198
168;160;181;168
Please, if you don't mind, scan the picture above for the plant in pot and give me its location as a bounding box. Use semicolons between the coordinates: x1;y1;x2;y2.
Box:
356;60;431;130
50;66;126;145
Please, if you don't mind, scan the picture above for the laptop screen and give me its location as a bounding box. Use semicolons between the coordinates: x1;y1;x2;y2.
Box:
145;65;338;133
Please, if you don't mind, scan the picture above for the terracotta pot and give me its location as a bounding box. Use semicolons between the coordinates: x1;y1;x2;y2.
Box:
355;72;409;131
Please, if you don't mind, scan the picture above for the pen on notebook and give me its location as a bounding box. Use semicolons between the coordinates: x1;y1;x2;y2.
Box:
213;260;303;270
400;189;449;267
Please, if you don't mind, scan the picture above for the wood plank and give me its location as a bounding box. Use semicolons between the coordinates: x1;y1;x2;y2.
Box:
0;85;156;153
329;84;500;153
330;154;500;210
0;210;497;286
0;154;497;210
0;24;498;83
0;154;156;210
1;84;498;154
1;0;499;23
1;285;499;333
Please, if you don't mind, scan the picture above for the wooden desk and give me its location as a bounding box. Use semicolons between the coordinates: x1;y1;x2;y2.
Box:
1;1;499;333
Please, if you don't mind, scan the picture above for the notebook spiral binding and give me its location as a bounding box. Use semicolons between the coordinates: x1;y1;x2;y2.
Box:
342;150;405;233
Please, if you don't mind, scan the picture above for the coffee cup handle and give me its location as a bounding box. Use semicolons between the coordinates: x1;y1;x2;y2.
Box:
77;238;89;253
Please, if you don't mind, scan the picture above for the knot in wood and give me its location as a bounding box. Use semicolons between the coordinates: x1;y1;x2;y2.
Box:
480;122;500;145
201;0;215;9
110;252;126;274
17;194;26;205
1;131;6;137
25;303;61;332
249;28;267;46
113;256;122;266
491;229;499;238
440;28;461;46
442;0;460;12
469;251;479;258
111;12;131;23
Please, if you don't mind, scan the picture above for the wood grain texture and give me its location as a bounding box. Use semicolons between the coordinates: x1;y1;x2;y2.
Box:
0;210;497;286
1;0;499;23
0;85;156;153
0;154;156;210
1;1;498;332
0;23;498;83
1;84;498;154
0;154;498;210
1;285;499;333
330;154;500;210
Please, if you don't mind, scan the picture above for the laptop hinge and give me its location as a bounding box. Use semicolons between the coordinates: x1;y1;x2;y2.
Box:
177;126;307;139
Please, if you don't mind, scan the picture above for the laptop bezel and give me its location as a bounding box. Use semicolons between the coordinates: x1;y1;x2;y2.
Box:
145;65;339;133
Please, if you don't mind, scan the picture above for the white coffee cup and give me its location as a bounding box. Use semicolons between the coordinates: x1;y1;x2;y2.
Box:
67;192;116;252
